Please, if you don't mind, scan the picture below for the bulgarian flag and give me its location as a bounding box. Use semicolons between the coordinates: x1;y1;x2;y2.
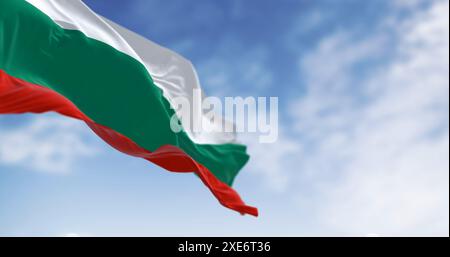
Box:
0;0;257;216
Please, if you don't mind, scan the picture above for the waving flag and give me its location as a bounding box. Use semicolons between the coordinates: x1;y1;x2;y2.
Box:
0;0;257;216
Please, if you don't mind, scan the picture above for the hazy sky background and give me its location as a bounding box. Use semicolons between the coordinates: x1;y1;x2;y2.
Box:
0;0;448;236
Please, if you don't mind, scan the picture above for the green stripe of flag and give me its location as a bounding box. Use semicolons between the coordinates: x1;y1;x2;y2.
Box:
0;0;249;185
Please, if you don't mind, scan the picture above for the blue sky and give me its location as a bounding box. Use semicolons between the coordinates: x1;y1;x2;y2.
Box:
0;0;448;236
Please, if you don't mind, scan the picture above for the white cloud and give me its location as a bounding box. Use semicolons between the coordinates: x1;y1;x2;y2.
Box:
0;115;98;174
292;0;449;236
248;0;448;235
242;130;301;192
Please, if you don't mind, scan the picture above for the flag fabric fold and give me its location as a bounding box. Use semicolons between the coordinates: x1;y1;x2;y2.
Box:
0;0;257;216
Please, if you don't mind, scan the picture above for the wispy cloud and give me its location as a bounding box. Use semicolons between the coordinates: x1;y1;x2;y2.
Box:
293;0;449;236
248;0;449;235
243;130;301;192
0;115;98;174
